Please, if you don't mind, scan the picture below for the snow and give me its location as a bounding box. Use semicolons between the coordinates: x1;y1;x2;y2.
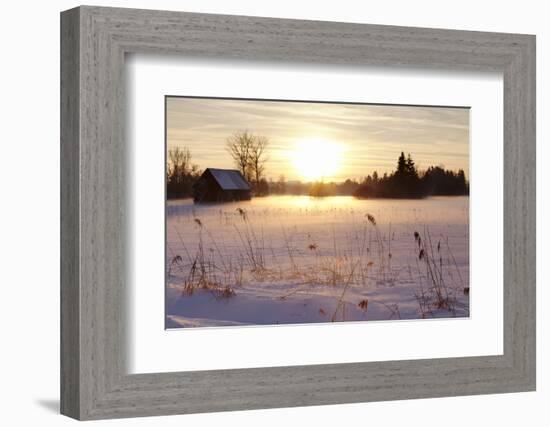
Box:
207;168;251;190
166;195;470;328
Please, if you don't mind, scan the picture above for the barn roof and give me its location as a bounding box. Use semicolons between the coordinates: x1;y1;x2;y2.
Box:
207;168;251;191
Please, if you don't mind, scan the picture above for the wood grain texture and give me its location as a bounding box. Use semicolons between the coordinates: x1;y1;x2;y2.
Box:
60;6;536;420
60;7;80;419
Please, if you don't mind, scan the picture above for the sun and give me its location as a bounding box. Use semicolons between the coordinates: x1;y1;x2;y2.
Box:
291;139;343;181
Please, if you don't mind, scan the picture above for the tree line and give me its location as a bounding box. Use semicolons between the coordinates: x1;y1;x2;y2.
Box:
271;152;468;198
352;152;468;199
167;139;468;200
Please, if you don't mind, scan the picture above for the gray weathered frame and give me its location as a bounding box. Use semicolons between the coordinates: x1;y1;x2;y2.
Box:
61;5;536;420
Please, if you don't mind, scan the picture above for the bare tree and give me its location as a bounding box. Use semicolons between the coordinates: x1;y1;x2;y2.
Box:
168;146;192;181
226;130;254;181
167;146;201;198
226;130;270;194
248;135;269;187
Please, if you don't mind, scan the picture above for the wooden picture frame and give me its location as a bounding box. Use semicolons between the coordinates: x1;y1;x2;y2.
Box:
60;5;536;420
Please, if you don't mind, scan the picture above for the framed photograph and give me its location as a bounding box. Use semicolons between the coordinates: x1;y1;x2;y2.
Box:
61;6;536;420
164;96;471;328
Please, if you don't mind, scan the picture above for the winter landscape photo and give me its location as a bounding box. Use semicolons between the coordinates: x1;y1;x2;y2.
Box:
165;96;470;329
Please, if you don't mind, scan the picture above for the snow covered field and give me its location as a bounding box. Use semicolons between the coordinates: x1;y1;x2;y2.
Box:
166;195;469;328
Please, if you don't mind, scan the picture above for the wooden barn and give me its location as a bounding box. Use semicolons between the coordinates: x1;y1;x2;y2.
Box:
192;168;252;203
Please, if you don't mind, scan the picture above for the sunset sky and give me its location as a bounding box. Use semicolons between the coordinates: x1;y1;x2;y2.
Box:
166;97;469;182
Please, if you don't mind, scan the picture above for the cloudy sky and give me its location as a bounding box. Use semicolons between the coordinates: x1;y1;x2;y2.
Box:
166;96;469;182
